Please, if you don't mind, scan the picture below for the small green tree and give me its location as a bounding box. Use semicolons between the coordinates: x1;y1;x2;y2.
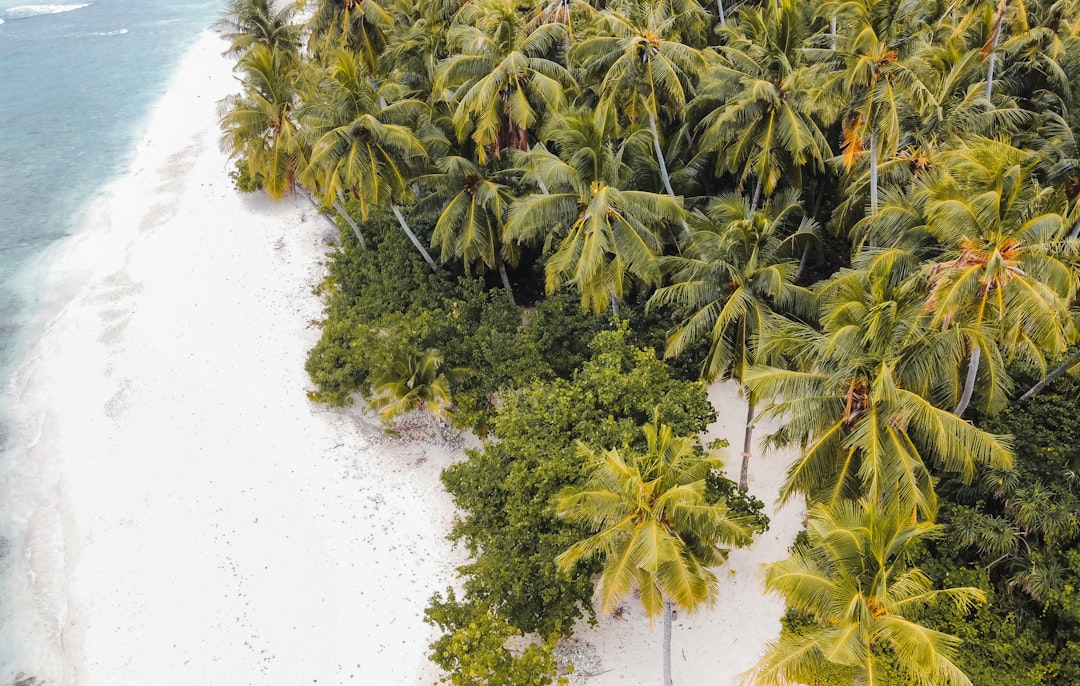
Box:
556;418;757;686
370;348;465;441
426;590;566;686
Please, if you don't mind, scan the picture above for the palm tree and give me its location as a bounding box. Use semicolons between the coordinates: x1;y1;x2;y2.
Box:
506;108;685;313
570;3;706;197
746;258;1013;520
219;44;304;199
213;0;301;60
742;500;986;686
916;138;1078;416
370;348;464;442
415;155;519;298
434;0;572;162
808;0;937;218
692;0;829;213
556;418;755;686
649;190;816;489
300;48;438;270
305;0;397;73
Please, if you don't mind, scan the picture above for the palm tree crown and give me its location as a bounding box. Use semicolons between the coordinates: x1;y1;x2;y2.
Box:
743;499;986;686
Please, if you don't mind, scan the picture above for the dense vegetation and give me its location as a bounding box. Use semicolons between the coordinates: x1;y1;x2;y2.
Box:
218;0;1080;683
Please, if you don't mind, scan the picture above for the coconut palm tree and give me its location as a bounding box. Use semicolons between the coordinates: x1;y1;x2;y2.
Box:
219;44;304;199
649;190;816;489
570;2;706;197
742;499;986;686
300;48;438;270
415;155;519;297
916;138;1079;416
213;0;301;60
692;0;829;213
370;347;464;442
556;418;755;686
434;0;573;162
746;258;1013;520
305;0;398;72
506;108;685;312
808;0;937;218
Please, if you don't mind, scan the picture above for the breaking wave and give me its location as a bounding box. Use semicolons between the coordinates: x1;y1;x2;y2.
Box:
5;4;92;20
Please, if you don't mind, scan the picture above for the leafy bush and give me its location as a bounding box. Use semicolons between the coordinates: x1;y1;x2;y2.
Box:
426;589;566;686
228;159;263;193
910;392;1080;684
440;323;718;637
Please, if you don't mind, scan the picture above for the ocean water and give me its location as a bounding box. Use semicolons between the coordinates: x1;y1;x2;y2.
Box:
0;0;223;681
0;0;221;373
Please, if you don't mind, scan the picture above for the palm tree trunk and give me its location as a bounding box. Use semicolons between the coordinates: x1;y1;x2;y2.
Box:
497;256;516;306
1069;214;1080;239
954;343;981;416
869;134;879;217
1019;346;1080;402
748;176;763;219
716;0;725;27
428;412;446;443
797;240;812;282
301;189;345;238
985;8;1004;101
649;111;677;198
740;396;754;490
391;204;439;272
663;599;674;686
333;194;366;249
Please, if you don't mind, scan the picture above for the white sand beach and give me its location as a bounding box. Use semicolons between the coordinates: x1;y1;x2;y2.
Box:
1;29;805;686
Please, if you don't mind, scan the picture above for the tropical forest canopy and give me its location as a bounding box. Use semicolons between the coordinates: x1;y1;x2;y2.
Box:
217;0;1080;683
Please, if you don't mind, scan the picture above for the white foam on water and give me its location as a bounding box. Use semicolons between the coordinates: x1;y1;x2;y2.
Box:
5;3;91;19
73;27;128;36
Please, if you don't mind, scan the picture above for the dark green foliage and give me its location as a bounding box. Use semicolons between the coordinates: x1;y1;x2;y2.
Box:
440;323;716;637
705;461;770;535
305;212;550;411
433;280;552;431
911;392;1080;685
520;290;607;379
425;589;566;686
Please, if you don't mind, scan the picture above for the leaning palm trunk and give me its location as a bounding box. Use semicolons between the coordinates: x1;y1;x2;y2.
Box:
797;240;812;281
740;397;754;490
1069;214;1080;240
1019;346;1080;402
663;600;674;686
333;192;366;249
985;6;1004;101
649;111;677;199
497;257;516;305
869;134;879;217
390;204;439;271
954;343;981;416
716;0;725;26
301;188;345;237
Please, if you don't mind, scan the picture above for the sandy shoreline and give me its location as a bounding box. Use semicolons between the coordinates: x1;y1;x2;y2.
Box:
0;29;804;686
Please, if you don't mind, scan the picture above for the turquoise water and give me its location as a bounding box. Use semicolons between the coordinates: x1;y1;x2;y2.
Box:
0;1;223;680
0;0;222;373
